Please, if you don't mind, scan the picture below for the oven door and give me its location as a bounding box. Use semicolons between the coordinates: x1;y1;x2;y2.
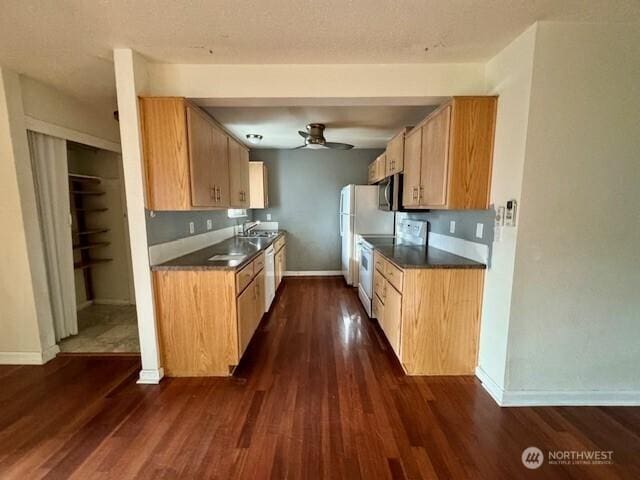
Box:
358;244;373;298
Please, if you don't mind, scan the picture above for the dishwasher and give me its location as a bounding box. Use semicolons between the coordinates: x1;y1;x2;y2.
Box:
264;245;276;311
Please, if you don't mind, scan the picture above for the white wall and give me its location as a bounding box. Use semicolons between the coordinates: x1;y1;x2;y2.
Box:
148;63;485;101
477;25;537;390
505;22;640;395
20;75;120;144
113;49;163;384
0;67;56;363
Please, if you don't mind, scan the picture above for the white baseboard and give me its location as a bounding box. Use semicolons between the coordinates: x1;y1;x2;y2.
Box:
42;344;60;363
76;300;93;311
475;366;505;405
284;270;342;277
0;344;60;365
137;368;164;384
475;366;640;406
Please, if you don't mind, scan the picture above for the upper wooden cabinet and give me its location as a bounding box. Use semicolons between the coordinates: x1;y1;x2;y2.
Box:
385;128;409;176
229;138;250;208
402;97;497;210
139;97;246;211
367;153;387;185
249;161;269;209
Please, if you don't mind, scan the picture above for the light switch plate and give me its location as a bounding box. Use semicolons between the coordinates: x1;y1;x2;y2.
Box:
266;213;272;221
189;222;195;234
476;223;484;239
206;219;212;230
449;220;456;234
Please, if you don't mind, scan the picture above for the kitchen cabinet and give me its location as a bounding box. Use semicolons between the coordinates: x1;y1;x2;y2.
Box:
237;276;257;356
385;128;409;176
140;97;236;210
229;138;250;208
249;161;269;209
401;96;497;210
371;250;483;375
153;236;283;376
367;153;387;184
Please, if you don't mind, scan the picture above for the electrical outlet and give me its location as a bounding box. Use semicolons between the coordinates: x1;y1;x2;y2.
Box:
476;223;484;239
449;220;456;234
189;222;195;234
266;213;272;221
206;219;212;230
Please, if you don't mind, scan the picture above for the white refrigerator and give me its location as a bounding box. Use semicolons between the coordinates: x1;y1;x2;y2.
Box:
340;185;395;285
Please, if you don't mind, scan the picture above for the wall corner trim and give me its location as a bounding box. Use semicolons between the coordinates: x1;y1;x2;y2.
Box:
137;367;165;384
475;366;505;405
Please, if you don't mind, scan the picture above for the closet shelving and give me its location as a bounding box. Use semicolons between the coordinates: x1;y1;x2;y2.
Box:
69;173;112;301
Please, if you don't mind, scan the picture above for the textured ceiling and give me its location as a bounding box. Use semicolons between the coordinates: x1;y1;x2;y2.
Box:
205;105;435;148
0;1;639;108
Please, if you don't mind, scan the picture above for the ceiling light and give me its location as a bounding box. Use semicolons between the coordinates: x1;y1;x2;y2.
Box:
246;134;263;145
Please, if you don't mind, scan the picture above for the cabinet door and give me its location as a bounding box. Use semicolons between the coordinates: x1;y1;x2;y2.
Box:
239;147;250;208
228;138;243;207
249;162;268;209
373;292;384;321
383;282;402;358
386;132;404;176
254;268;265;329
368;162;376;184
376;154;387;181
237;278;256;356
211;126;230;207
186;106;215;207
402;128;422;207
420;105;451;207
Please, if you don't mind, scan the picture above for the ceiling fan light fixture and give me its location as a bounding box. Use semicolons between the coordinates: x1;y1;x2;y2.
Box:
246;134;263;145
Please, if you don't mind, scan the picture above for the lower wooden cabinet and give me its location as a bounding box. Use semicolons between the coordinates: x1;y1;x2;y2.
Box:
275;241;286;289
371;251;483;375
153;235;285;376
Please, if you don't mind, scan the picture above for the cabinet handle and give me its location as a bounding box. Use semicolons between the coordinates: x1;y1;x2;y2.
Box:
412;187;418;200
216;187;221;202
419;185;424;200
210;186;215;200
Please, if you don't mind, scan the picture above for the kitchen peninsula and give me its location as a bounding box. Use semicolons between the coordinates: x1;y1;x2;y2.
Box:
152;232;286;376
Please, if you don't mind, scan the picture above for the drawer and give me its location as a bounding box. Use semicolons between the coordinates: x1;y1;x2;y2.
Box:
235;262;255;294
384;261;404;293
274;235;286;252
253;252;265;272
373;251;386;273
374;271;386;304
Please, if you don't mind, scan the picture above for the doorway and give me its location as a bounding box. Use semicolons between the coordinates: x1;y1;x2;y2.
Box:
60;141;138;353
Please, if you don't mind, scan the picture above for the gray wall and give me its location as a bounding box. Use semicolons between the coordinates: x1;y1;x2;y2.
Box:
251;148;382;271
146;209;253;245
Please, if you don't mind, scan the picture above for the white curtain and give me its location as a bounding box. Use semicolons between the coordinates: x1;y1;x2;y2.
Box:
28;131;78;340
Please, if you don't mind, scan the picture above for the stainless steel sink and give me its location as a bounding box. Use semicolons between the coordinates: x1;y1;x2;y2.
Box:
237;230;278;238
208;254;247;262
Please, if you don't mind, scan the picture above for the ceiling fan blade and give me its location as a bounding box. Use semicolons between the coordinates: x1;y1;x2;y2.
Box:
298;130;309;138
324;142;354;150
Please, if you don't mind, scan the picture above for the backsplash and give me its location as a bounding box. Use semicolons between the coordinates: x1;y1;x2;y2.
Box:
401;209;495;247
145;209;254;246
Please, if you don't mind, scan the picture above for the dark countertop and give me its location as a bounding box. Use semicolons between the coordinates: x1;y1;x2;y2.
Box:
361;236;486;270
152;231;285;271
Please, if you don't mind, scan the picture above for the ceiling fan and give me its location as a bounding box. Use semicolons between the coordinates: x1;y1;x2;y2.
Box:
294;123;354;150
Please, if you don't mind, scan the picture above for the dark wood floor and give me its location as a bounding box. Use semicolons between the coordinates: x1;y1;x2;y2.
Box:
1;278;639;479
